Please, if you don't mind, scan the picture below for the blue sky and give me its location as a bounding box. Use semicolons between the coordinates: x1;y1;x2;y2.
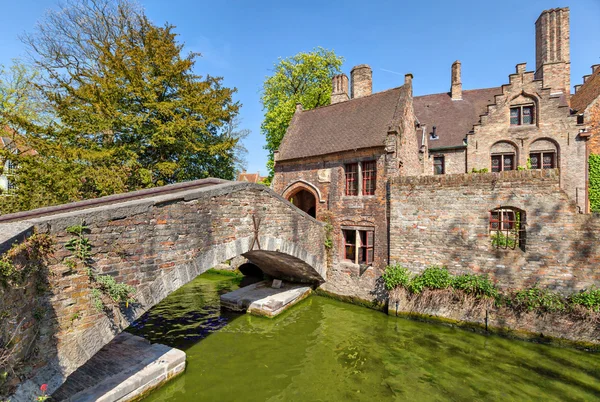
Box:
1;0;599;176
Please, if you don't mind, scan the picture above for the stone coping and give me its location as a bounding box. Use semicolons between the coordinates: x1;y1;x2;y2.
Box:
392;168;559;187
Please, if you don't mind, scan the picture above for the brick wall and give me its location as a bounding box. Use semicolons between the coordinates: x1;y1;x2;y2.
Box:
423;148;466;175
273;148;389;300
467;64;587;212
389;169;600;292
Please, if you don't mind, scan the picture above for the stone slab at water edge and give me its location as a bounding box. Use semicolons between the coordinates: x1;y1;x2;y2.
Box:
220;280;312;317
51;332;185;402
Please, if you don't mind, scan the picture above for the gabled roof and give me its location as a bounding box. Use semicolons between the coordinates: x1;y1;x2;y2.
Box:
237;172;260;183
571;66;600;113
0;129;37;156
414;87;500;149
277;85;409;161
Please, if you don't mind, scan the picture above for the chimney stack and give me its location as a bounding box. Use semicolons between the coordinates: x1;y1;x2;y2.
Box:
351;64;372;99
331;74;349;104
535;7;570;96
451;61;462;100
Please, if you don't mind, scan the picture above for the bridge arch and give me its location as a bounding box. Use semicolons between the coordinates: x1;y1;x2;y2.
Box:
2;179;327;399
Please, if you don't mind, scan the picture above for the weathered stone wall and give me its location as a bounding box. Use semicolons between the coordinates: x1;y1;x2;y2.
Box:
3;181;326;399
389;169;600;292
423;148;466;175
534;7;570;97
350;64;372;99
585;98;600;154
467;63;587;212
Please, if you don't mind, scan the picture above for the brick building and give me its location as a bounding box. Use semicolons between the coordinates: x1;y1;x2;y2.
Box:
272;7;600;298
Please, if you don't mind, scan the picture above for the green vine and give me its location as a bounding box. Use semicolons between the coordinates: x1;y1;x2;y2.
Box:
0;233;54;288
589;154;600;213
64;223;135;311
0;232;54;395
320;211;334;267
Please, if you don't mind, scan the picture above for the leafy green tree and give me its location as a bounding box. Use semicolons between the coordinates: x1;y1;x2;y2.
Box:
260;48;343;181
1;0;242;213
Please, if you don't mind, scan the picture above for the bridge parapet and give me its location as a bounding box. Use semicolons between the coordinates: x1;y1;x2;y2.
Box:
2;179;326;400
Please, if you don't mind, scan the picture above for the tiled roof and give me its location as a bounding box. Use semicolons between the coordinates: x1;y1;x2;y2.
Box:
237;172;260;183
571;66;600;113
0;128;37;156
277;85;409;161
414;88;501;149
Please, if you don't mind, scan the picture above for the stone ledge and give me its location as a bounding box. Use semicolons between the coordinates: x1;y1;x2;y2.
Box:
392;169;560;188
53;332;185;402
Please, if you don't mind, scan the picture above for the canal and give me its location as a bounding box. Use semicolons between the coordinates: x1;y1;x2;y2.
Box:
128;272;600;401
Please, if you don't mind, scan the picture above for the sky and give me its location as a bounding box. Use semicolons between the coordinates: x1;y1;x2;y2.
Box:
1;0;599;176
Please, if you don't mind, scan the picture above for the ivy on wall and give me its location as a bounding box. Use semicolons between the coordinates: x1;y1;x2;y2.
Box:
589;154;600;213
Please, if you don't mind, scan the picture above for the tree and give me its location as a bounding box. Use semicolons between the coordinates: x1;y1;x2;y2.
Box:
1;0;241;213
260;48;343;181
223;117;250;175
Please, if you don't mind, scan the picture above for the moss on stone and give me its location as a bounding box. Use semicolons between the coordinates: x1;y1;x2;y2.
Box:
314;288;386;312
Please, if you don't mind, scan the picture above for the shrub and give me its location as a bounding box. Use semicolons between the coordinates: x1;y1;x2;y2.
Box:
408;266;452;294
490;232;517;248
382;264;411;290
513;286;566;312
569;288;600;312
95;275;135;308
451;273;499;299
471;168;489;174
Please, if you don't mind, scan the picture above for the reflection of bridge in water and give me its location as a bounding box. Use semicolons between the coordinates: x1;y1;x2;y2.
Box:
1;178;326;400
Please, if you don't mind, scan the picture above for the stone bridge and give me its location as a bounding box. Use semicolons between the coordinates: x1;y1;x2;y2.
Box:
0;179;327;399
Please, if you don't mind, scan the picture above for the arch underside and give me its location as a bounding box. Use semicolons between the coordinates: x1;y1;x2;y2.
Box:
15;236;325;399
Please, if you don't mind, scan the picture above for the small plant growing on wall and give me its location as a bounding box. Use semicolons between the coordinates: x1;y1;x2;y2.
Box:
64;222;135;311
470;168;489;174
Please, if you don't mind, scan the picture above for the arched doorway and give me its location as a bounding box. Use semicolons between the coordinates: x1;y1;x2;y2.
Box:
288;188;316;218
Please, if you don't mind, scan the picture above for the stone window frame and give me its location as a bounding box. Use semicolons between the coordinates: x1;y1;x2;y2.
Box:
489;207;526;251
344;160;377;197
529;151;557;169
528;138;559;170
491;153;515;172
433;155;445;175
341;226;374;265
510;104;535;126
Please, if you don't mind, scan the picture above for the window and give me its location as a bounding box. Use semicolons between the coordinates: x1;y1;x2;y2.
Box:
345;161;376;196
5;160;16;175
345;163;358;196
433;156;445;175
510;105;534;126
344;229;356;261
529;152;556;169
343;228;374;265
491;154;515;172
489;207;526;251
362;161;376;195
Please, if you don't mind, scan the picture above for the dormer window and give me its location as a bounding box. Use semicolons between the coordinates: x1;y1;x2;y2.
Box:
510;105;534;126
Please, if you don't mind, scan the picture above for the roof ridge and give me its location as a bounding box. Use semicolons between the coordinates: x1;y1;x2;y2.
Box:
299;84;405;114
414;86;501;99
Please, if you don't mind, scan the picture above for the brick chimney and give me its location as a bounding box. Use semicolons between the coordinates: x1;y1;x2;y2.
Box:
535;7;570;97
351;64;372;99
331;74;349;104
451;60;462;100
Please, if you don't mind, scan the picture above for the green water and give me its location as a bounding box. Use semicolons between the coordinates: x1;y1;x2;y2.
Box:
133;273;600;401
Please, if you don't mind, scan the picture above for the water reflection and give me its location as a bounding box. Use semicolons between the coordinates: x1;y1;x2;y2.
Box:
133;273;600;401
